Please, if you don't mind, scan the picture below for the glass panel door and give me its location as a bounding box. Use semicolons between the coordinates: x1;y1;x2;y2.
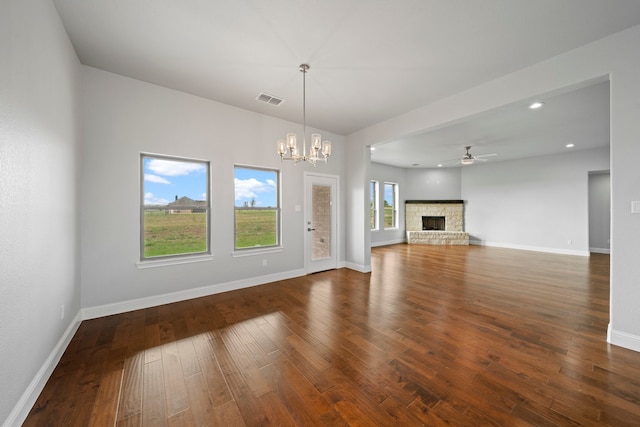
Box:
305;174;338;273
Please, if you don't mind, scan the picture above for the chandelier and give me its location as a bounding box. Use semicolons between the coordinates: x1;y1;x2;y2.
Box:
277;64;331;166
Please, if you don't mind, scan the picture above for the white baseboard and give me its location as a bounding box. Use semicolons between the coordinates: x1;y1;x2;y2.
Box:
345;261;371;273
608;325;640;353
371;239;406;247
3;312;82;427
590;247;611;254
82;268;306;320
469;240;590;257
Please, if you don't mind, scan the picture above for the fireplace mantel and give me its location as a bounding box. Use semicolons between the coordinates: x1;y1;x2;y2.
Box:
406;200;463;204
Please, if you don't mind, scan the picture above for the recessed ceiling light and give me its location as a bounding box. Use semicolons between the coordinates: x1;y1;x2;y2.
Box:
566;143;575;148
370;146;376;151
529;101;545;109
437;164;443;167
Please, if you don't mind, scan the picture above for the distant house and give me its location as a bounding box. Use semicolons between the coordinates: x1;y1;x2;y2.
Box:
165;196;208;214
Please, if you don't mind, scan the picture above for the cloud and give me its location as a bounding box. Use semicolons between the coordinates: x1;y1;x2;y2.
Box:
144;192;170;206
234;177;275;201
147;159;205;177
144;174;171;184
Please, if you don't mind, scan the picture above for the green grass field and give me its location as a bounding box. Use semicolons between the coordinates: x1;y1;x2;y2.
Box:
235;209;277;248
143;210;207;257
371;207;395;229
384;206;395;228
143;209;278;257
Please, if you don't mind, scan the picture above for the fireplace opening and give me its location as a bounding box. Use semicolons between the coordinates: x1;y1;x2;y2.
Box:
422;216;445;231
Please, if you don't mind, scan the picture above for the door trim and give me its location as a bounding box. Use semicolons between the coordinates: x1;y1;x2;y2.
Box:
304;172;339;274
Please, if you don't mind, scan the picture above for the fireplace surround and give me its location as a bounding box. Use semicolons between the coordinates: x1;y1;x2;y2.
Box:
406;200;469;245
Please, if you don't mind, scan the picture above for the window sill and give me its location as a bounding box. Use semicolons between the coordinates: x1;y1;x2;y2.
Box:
136;254;214;269
232;246;283;258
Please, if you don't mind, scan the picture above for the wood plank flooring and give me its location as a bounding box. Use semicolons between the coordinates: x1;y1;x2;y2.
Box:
24;244;640;426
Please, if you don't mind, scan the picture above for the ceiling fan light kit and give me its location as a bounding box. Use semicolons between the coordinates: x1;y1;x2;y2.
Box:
277;64;331;166
461;145;476;165
458;145;496;166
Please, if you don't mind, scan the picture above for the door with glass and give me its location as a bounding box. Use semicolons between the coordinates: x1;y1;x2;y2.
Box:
305;173;338;274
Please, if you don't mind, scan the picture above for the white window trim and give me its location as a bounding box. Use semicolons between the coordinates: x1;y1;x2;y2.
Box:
371;180;379;231
233;164;282;252
140;153;211;261
136;254;214;269
231;246;283;258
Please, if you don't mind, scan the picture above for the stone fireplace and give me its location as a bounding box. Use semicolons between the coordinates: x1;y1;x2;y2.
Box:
406;200;469;245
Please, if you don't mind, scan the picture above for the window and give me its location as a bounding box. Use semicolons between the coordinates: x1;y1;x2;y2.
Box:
234;166;280;250
141;154;210;260
384;182;398;229
370;180;379;230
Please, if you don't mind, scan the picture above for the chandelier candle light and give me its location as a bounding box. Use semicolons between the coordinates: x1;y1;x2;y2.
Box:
277;64;331;166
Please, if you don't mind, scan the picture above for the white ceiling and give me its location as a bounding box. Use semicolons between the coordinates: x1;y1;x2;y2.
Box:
371;79;610;168
53;0;638;161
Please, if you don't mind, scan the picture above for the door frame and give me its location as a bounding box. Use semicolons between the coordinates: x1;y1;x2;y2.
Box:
304;171;339;274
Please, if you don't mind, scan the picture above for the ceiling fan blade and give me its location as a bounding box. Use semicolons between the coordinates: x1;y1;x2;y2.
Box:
439;158;462;165
439;147;497;166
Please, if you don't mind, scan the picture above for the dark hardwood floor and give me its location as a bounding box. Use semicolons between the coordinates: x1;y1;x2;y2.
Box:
24;244;640;426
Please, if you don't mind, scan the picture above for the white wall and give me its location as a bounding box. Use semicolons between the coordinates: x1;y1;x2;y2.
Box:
462;148;609;255
80;67;345;311
370;162;406;246
345;141;371;272
589;172;611;253
404;167;462;200
0;0;81;425
346;24;640;352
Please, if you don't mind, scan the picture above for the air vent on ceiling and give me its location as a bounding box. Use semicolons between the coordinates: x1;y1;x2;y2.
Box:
256;93;284;106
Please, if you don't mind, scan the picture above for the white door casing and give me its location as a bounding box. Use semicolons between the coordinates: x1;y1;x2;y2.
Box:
304;172;338;274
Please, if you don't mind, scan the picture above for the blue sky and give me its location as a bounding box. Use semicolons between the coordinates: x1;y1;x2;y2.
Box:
142;158;278;208
143;157;207;205
384;183;395;205
234;167;277;208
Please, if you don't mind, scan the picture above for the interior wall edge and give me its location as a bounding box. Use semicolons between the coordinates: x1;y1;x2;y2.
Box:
608;326;640;353
2;312;82;427
469;240;591;257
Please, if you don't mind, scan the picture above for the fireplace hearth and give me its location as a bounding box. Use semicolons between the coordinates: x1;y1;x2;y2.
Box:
423;216;445;231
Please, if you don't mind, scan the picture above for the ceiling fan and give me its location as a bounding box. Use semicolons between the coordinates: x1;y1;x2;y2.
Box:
459;145;496;165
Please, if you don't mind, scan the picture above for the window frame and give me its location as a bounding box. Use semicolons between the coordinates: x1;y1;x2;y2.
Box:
233;164;282;253
370;180;379;231
383;182;399;230
139;153;211;262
